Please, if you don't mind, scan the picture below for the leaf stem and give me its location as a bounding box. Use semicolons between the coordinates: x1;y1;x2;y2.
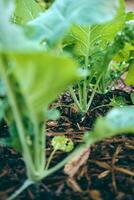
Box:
87;74;102;111
45;149;56;170
1;54;36;177
7;179;34;200
69;86;83;112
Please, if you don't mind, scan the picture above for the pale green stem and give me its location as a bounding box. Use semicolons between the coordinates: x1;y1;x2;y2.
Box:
1;55;36;176
87;74;102;111
78;82;83;107
45;149;57;170
7;180;34;200
82;55;89;111
7;143;91;200
90;104;112;112
69;86;83;112
40;123;46;171
43;143;91;179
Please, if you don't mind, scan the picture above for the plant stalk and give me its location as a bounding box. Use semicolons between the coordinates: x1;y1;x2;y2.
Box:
1;54;36;178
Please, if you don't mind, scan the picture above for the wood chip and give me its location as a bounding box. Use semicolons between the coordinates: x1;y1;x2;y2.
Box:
89;189;102;200
67;178;83;192
64;147;90;177
114;166;134;177
98;170;110;179
90;160;111;170
47;121;58;127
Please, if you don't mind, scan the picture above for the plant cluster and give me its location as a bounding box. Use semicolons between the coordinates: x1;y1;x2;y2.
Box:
0;0;134;199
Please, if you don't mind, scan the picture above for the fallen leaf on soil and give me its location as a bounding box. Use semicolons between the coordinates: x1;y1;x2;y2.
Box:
89;189;102;200
47;121;58;127
90;160;134;177
67;178;83;192
64;147;90;177
114;166;134;177
98;170;110;179
90;160;111;170
0;169;8;178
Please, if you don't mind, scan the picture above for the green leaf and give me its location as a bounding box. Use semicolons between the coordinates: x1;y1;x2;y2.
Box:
14;0;42;25
29;0;119;44
125;60;134;85
47;109;60;120
130;93;134;104
9;52;79;117
86;107;134;143
109;96;127;107
68;0;125;57
113;43;134;62
0;0;40;51
52;136;74;152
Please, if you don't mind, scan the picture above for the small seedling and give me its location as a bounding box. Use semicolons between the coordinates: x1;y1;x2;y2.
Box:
46;136;74;169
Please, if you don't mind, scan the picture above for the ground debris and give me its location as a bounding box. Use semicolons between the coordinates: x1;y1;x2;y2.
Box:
64;147;90;177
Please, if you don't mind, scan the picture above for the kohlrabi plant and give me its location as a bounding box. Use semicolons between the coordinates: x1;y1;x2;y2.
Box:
63;0;134;114
28;0;134;115
0;0;134;199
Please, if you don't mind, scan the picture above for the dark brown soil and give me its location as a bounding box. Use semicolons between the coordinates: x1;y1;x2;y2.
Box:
0;90;134;200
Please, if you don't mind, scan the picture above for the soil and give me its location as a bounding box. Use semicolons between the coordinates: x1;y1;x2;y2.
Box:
0;89;134;200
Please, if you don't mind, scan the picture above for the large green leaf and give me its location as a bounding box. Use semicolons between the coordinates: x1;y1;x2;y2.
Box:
28;0;119;44
69;0;125;57
14;0;42;25
9;52;79;116
96;106;134;135
125;60;134;85
0;0;40;51
86;106;134;143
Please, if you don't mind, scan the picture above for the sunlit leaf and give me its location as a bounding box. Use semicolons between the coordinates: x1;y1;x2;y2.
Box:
28;0;119;44
14;0;42;25
52;136;74;152
85;107;134;144
9;52;79;117
68;0;125;57
0;0;40;51
125;60;134;85
47;109;60;120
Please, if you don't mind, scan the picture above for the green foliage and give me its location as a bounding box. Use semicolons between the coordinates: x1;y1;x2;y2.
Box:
0;0;40;50
52;136;74;152
68;0;125;58
130;93;134;104
28;0;119;44
85;107;134;143
95;106;134;137
69;19;134;113
109;96;127;107
125;59;134;85
47;109;60;120
10;52;79;117
0;0;134;199
0;0;79;188
14;0;42;25
63;0;134;113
